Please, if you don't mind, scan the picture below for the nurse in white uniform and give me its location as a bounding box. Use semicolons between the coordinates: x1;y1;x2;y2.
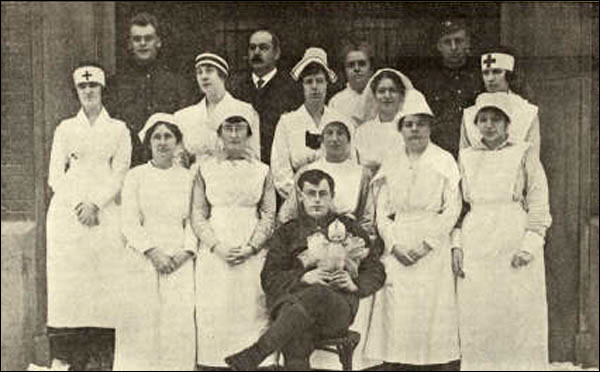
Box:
366;89;462;371
175;52;260;164
271;47;351;200
46;64;131;369
114;113;196;371
460;47;541;157
456;92;552;371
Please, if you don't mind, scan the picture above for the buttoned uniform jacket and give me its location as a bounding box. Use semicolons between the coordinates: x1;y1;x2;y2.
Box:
260;212;386;319
228;69;303;164
105;58;200;167
413;58;483;159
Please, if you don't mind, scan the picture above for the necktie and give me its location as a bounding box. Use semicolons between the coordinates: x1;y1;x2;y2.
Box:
256;78;265;89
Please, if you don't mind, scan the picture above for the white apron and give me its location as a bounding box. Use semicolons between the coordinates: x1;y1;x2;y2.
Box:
113;164;195;371
367;212;459;364
195;159;271;367
366;143;461;365
46;109;131;328
458;144;549;371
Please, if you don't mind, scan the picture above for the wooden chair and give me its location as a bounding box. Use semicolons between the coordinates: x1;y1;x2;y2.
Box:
313;330;361;371
274;330;361;371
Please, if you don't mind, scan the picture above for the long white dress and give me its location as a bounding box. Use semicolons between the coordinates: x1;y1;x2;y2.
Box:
355;114;405;174
365;143;462;365
175;91;260;161
458;140;552;371
46;108;131;328
191;156;276;367
270;104;351;199
460;92;541;157
113;163;196;371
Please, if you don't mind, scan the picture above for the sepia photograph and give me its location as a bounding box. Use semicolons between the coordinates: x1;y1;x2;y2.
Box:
1;1;598;371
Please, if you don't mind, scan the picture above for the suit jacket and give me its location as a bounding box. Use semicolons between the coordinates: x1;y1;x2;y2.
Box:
229;70;303;164
260;212;386;318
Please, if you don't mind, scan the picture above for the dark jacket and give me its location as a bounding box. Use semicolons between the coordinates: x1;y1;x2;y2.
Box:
413;59;483;159
228;70;303;164
260;212;386;318
105;59;199;167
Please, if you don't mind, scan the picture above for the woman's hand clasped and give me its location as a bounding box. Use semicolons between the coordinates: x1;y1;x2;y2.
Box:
146;248;177;275
74;202;100;227
511;250;534;268
214;243;254;266
392;243;431;266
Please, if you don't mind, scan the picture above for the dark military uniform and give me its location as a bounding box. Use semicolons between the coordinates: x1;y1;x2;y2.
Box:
105;59;199;167
226;212;385;371
414;59;483;159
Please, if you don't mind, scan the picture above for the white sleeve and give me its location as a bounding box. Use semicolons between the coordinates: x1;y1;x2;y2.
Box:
270;116;295;199
121;170;157;254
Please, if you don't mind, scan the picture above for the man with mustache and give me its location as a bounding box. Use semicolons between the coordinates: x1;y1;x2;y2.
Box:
413;18;483;159
328;33;375;127
229;29;302;164
105;12;198;167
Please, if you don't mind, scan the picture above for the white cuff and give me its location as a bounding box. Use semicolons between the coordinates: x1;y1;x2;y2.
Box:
521;230;545;255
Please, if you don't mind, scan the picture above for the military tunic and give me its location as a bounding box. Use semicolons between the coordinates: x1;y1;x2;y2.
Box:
414;60;482;159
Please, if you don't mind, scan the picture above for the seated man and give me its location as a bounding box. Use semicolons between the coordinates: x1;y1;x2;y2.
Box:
225;169;386;371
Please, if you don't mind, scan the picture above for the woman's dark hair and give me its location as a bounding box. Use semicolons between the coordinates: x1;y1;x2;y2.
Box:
142;121;183;158
397;113;434;130
370;71;407;96
297;168;335;196
323;121;350;140
480;45;535;102
474;107;511;127
299;62;331;84
216;115;253;137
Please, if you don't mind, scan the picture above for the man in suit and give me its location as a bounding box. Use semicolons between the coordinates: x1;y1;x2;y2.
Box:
229;29;303;164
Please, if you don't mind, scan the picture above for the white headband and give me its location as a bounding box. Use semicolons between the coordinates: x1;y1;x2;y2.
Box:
481;53;515;72
195;53;229;76
73;66;106;87
73;66;105;87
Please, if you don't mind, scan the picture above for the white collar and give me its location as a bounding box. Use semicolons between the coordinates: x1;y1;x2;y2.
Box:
252;67;278;88
76;106;109;127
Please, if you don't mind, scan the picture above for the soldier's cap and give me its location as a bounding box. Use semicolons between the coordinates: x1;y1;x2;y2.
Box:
435;18;468;40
